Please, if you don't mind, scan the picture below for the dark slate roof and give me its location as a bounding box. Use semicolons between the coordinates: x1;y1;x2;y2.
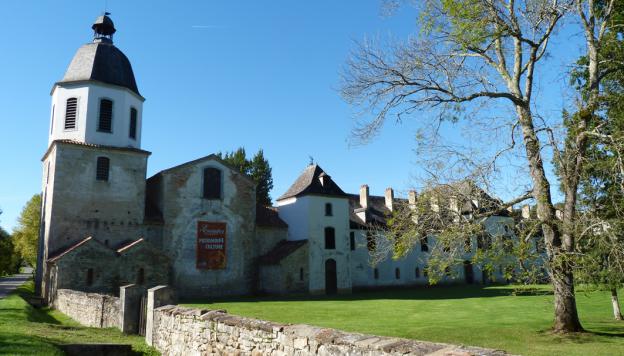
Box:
58;42;140;96
259;240;307;265
348;194;403;229
256;206;288;228
277;165;348;201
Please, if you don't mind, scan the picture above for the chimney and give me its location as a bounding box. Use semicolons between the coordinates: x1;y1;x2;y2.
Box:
385;187;394;211
521;205;530;219
408;190;417;208
360;185;369;209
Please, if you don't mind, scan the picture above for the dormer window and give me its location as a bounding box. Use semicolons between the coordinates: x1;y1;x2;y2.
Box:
96;157;110;181
64;98;77;130
203;167;222;199
325;203;332;216
129;108;137;139
98;99;113;133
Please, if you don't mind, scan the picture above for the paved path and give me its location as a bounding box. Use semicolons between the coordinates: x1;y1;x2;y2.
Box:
0;273;31;299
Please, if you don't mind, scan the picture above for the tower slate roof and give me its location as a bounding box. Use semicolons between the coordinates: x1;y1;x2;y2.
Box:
277;165;348;201
57;15;140;96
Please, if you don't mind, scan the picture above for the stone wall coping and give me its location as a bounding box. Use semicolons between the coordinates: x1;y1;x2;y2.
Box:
153;304;511;355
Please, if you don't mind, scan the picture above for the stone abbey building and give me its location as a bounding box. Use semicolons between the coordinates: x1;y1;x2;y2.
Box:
36;15;514;302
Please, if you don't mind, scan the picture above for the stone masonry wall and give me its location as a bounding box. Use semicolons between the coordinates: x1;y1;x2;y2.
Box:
151;305;509;356
54;289;120;328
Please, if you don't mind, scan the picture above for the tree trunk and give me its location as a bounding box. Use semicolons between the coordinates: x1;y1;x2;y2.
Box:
552;263;584;332
611;289;623;321
515;104;584;333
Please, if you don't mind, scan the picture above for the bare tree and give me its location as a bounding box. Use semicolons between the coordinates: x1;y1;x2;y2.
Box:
341;0;620;333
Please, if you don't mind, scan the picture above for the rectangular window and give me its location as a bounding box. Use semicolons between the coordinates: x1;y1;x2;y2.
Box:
129;108;137;139
98;99;113;132
325;203;332;216
203;167;222;199
420;236;429;252
65;98;77;129
96;157;110;181
350;231;355;251
325;227;336;249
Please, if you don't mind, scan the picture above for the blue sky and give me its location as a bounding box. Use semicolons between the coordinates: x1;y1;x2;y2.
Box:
0;1;585;231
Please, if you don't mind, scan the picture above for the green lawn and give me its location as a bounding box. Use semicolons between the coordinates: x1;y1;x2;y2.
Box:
0;282;158;355
183;285;624;356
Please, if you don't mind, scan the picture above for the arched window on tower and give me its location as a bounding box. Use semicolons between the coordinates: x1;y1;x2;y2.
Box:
64;98;77;130
96;157;110;181
203;167;222;199
324;227;335;249
129;108;137;139
98;99;113;133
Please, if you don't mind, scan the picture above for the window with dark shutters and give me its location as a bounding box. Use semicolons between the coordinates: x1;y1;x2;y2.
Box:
98;99;113;132
129;108;137;139
96;157;110;181
65;98;77;129
324;227;335;249
203;167;222;199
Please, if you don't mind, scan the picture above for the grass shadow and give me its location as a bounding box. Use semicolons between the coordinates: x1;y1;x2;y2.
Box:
183;284;552;305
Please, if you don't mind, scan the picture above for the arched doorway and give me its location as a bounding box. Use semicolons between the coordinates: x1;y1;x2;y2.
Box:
325;259;337;295
464;261;474;284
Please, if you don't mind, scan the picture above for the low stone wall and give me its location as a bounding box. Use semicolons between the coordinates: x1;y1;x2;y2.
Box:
151;305;509;356
54;289;120;328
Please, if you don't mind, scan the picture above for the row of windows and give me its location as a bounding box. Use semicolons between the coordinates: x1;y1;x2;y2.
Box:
373;267;428;280
54;97;138;140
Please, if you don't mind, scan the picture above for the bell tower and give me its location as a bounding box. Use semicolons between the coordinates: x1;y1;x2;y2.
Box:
37;14;150;300
48;13;144;149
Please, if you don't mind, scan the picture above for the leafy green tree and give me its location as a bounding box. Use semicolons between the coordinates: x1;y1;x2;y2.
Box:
341;0;621;332
12;194;41;268
0;227;20;276
217;148;274;206
250;150;274;207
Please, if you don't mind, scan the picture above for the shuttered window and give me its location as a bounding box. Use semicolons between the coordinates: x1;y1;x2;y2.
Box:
96;157;110;181
129;108;137;139
64;98;77;129
98;99;113;132
203;168;222;199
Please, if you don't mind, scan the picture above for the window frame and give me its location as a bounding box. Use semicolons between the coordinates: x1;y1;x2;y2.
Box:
325;202;333;216
129;107;138;140
96;156;110;181
349;231;355;251
202;167;223;200
324;227;336;250
97;98;114;133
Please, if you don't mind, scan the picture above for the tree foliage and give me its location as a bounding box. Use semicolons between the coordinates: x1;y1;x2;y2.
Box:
12;194;41;268
0;224;20;276
217;148;274;206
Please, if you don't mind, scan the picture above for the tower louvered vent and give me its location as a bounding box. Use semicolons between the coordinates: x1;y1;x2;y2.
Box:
64;98;77;129
98;99;113;132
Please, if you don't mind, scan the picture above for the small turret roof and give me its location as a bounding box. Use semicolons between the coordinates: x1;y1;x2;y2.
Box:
277;164;347;201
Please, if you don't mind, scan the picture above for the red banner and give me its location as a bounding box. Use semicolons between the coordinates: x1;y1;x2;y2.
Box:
196;221;227;270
